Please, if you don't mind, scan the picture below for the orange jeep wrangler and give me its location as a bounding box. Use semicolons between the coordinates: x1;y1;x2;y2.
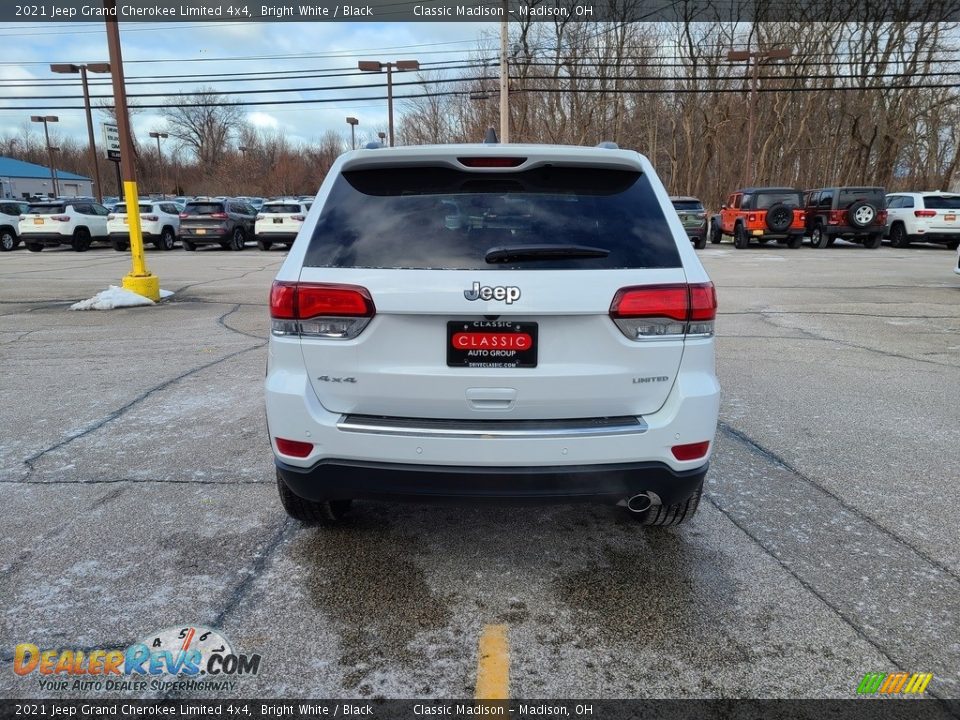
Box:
710;187;806;249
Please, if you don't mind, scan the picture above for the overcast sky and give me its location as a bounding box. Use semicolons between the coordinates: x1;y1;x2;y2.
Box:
1;21;498;153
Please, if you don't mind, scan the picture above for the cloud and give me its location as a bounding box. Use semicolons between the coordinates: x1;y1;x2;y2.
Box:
247;111;280;129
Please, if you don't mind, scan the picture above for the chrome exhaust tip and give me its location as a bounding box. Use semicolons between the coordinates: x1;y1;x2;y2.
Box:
626;493;653;513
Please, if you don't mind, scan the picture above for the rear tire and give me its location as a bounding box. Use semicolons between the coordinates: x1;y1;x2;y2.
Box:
157;227;175;251
811;223;830;249
787;233;804;249
26;242;43;252
864;232;883;249
693;234;706;250
632;481;703;527
946;239;959;250
71;228;91;252
229;228;245;251
257;236;273;251
0;229;18;251
276;470;352;524
889;223;911;248
112;239;129;252
182;238;196;251
710;223;722;244
734;224;749;249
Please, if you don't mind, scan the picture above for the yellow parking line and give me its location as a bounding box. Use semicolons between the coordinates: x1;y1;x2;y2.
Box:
474;624;510;700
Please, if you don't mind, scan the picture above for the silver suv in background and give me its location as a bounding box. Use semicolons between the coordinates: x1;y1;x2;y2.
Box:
265;143;720;528
179;198;256;251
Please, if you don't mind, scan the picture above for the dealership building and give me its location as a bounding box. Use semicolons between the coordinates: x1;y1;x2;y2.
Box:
0;156;93;199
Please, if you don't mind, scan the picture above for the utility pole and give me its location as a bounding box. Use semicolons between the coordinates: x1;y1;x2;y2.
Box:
500;0;509;142
104;0;159;301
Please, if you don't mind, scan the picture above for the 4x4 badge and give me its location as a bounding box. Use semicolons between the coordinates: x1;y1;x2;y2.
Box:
464;282;521;304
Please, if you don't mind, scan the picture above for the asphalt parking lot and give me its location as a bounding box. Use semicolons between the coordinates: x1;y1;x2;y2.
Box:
1;241;959;700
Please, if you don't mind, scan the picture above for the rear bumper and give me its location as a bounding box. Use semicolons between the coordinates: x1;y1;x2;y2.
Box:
823;224;884;237
108;231;159;241
18;232;70;245
276;457;707;504
256;231;298;243
181;230;228;245
682;226;706;239
911;231;960;242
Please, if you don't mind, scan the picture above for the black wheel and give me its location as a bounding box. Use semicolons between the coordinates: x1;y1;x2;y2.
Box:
864;232;883;249
734;224;749;249
889;223;911;248
693;234;706;250
710;223;722;244
0;228;18;251
26;242;43;252
182;238;196;251
71;228;91;252
632;481;703;527
111;238;129;252
276;470;352;524
229;228;246;251
946;239;959;250
257;236;273;251
811;223;831;249
157;228;175;251
847;201;877;228
787;233;804;249
765;202;793;233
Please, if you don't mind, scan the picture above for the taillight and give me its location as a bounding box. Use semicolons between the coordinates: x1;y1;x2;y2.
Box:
274;437;313;458
107;213;115;220
610;282;716;339
179;212;188;219
141;215;158;222
878;210;887;222
50;215;70;222
270;281;375;339
671;441;710;461
256;214;264;221
747;213;757;223
915;209;936;217
828;210;845;224
291;215;305;221
210;212;228;219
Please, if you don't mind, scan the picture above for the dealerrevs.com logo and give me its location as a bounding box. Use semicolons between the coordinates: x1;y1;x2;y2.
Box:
856;672;933;696
13;626;261;693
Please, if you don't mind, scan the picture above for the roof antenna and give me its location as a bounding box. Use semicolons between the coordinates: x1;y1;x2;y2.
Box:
483;127;499;144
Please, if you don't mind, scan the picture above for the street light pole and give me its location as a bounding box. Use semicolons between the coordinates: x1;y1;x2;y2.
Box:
30;115;59;197
50;63;110;203
727;47;792;187
149;131;168;198
358;59;420;147
104;0;159;301
346;117;358;150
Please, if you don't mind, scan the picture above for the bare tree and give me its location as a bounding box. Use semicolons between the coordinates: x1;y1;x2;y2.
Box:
161;87;243;169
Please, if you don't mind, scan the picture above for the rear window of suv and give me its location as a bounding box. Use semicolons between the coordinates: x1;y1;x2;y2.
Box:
184;203;224;215
922;195;960;209
262;204;302;214
745;191;803;210
304;165;681;270
671;200;704;211
837;189;885;206
27;204;66;214
115;203;153;214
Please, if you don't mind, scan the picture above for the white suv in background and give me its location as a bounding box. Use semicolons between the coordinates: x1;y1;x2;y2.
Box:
885;192;960;248
255;199;311;250
265;143;720;527
0;201;29;251
18;200;110;251
107;200;181;251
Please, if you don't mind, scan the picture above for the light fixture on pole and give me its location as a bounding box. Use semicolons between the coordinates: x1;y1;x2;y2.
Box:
726;47;793;186
377;131;386;144
357;59;420;147
30;115;59;197
50;62;110;203
346;117;359;150
149;131;168;199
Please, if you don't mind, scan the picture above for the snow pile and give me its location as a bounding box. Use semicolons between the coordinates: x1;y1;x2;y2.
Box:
70;286;174;311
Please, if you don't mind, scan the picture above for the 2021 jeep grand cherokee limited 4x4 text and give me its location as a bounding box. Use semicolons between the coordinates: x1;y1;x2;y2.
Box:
265;143;720;527
711;187;806;248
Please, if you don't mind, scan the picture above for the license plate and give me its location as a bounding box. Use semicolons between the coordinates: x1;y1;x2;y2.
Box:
196;228;206;235
122;218;128;224
447;321;538;368
273;218;283;224
946;214;956;222
33;218;43;225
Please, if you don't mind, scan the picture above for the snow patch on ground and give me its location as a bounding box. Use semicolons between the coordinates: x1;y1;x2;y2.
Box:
70;287;173;311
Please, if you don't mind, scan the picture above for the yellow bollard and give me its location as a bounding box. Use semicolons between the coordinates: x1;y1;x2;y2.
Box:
119;180;160;301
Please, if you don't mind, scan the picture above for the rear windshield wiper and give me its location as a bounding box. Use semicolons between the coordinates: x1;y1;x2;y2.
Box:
484;244;610;263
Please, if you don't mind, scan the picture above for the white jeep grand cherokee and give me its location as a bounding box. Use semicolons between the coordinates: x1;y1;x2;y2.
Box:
265;143;720;526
